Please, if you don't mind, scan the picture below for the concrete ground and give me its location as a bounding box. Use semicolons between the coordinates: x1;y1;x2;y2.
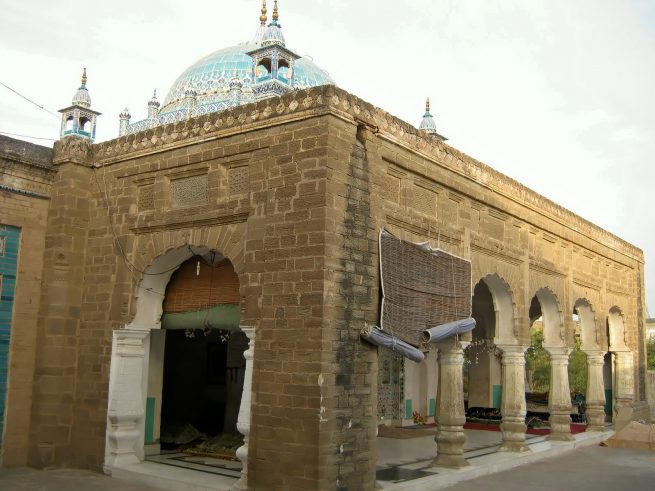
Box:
0;468;163;491
442;445;655;491
0;443;653;490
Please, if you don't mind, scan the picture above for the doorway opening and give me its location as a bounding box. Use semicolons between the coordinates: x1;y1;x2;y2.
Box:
147;252;246;464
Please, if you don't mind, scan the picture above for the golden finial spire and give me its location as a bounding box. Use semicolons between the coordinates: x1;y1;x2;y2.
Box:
273;0;279;22
260;0;267;26
425;97;430;113
81;67;87;86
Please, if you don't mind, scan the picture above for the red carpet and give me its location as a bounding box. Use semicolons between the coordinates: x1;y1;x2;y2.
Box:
463;422;587;435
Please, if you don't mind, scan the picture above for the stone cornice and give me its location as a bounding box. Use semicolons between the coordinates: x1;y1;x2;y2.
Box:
91;85;643;263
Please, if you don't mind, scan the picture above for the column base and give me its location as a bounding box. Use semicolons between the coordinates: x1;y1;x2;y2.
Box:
499;419;530;452
431;454;470;469
585;406;606;431
548;412;574;441
431;426;469;469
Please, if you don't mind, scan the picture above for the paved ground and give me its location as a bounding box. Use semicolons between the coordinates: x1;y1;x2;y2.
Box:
0;446;653;490
442;445;655;491
0;468;162;491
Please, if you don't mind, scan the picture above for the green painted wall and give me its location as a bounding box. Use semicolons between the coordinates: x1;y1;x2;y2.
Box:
492;384;502;409
0;225;20;443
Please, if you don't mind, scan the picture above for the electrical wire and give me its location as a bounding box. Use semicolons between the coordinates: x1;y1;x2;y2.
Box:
0;130;56;141
0;81;60;119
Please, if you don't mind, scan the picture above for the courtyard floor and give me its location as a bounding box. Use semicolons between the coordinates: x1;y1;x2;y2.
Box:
1;428;652;490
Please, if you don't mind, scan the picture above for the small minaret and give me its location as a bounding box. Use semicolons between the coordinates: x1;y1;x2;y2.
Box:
58;68;101;141
253;0;268;44
418;97;447;142
229;71;243;105
147;89;160;119
182;88;197;110
247;1;300;98
119;108;131;136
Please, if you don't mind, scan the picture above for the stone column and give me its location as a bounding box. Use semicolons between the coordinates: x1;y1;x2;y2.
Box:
105;329;149;470
497;345;530;452
584;350;606;431
233;327;256;491
431;340;469;469
613;351;634;416
546;347;574;441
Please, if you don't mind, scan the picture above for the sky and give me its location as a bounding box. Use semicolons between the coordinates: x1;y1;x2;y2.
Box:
1;0;654;313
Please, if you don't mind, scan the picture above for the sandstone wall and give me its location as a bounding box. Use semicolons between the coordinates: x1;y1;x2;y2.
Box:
27;85;647;488
0;141;52;467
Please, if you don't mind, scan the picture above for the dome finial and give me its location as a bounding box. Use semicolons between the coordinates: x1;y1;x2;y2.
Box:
272;0;279;22
260;0;267;26
425;97;430;114
81;67;87;87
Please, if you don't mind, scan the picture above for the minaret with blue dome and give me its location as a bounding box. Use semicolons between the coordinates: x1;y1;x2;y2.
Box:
119;0;334;136
419;97;447;142
59;68;101;141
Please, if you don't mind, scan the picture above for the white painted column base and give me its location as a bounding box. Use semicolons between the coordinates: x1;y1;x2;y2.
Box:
105;329;149;471
232;326;256;491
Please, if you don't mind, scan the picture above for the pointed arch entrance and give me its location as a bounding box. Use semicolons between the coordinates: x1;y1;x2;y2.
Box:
104;244;250;484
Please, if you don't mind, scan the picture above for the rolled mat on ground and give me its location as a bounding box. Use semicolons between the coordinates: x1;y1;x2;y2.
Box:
360;325;425;362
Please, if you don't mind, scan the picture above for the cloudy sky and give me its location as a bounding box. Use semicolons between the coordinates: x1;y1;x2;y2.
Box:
1;0;654;312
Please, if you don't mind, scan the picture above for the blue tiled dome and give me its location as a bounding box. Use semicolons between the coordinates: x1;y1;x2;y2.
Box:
160;43;333;115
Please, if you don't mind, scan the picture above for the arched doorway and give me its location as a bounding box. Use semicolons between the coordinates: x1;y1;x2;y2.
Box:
153;253;247;457
105;244;249;479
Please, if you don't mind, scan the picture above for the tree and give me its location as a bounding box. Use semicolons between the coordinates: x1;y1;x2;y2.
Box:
526;328;550;393
647;337;655;370
568;337;587;395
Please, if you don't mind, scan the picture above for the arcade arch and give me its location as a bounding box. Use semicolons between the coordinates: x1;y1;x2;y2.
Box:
528;288;574;441
607;306;635;418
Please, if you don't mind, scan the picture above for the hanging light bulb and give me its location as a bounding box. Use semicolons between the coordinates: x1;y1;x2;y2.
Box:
196;259;200;276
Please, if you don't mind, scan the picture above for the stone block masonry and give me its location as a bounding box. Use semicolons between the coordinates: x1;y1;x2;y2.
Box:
11;83;647;490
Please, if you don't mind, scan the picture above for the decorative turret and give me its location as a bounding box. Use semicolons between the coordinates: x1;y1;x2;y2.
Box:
253;0;268;44
261;0;285;47
147;89;160;119
247;1;300;100
119;108;131;136
418;97;447;142
229;71;243;105
59;68;101;141
182;88;197;110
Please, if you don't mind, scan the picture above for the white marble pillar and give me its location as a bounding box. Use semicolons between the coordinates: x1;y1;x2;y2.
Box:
233;327;256;491
546;347;574;441
584;350;606;431
105;329;149;470
497;345;530;452
613;351;635;417
431;339;469;469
